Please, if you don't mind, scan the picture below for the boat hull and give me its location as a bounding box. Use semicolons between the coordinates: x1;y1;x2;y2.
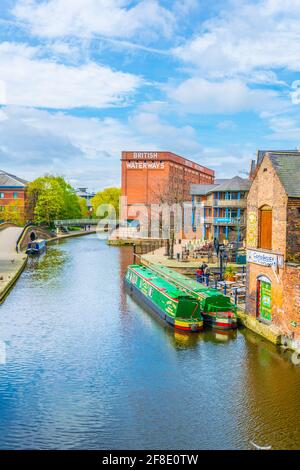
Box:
26;247;46;255
202;312;238;330
125;279;203;332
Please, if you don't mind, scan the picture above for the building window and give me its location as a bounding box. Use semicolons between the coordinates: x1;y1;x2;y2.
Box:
13;192;18;198
0;192;4;198
258;205;272;250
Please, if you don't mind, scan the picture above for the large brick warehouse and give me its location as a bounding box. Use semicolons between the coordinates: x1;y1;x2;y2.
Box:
121;151;214;218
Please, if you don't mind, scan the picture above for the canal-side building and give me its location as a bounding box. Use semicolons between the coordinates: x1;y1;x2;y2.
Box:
190;176;251;242
246;151;300;345
121;151;214;220
0;170;28;223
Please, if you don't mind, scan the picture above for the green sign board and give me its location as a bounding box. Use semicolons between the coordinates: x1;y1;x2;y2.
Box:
259;281;272;322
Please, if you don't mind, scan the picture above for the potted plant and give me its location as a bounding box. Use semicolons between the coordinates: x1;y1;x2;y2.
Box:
224;266;237;282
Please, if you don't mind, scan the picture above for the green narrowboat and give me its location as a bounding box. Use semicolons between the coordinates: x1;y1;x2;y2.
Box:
147;265;237;330
125;265;203;332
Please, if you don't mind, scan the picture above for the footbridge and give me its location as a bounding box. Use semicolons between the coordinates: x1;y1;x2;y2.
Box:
54;219;102;227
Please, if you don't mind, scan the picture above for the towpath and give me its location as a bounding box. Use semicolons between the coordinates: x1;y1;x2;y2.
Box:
0;227;27;302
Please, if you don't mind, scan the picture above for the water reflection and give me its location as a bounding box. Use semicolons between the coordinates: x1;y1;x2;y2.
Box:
0;235;299;450
26;246;70;283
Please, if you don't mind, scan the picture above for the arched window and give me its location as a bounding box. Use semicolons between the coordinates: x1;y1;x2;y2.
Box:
258;205;272;250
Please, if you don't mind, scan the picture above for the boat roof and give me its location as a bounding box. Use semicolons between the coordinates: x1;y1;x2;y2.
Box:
30;239;46;243
148;264;230;301
128;265;194;300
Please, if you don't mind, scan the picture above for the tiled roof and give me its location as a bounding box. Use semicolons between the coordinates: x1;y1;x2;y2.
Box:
267;153;300;198
190;176;250;196
214;176;251;192
0;170;27;188
257;149;299;166
190;184;219;195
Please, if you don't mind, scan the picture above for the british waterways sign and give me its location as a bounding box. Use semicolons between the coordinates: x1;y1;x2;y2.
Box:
247;249;284;268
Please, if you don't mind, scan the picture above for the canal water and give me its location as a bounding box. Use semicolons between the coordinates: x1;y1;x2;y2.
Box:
0;234;300;450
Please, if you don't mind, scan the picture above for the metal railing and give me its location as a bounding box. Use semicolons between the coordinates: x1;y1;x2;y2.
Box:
54;219;103;226
204;217;246;226
203;199;247;208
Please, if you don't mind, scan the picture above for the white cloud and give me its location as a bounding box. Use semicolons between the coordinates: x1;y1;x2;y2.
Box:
0;107;209;188
167;77;281;114
173;0;300;76
217;120;236;130
13;0;175;41
0;42;141;109
263;113;300;141
129;111;203;153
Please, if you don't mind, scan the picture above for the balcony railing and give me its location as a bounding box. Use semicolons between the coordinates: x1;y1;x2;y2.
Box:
204;199;247;208
204;217;246;226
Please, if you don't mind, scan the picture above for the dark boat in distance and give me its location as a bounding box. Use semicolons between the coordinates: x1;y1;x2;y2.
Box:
125;265;204;332
26;239;47;255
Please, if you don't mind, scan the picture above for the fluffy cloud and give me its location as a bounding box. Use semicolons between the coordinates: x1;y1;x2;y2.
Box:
173;0;300;76
0;42;141;108
263;113;300;141
167;77;282;114
13;0;174;41
0;106;209;188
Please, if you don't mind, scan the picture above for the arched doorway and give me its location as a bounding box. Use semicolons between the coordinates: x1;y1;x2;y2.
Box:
256;275;272;323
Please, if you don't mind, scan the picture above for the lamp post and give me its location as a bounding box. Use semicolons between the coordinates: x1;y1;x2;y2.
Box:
168;209;175;260
219;244;228;281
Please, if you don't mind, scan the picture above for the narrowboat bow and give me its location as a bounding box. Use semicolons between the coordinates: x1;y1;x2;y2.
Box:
26;239;47;255
125;265;203;332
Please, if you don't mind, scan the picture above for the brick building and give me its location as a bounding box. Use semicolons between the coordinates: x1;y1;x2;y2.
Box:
0;170;27;223
121;151;214;219
246;151;300;344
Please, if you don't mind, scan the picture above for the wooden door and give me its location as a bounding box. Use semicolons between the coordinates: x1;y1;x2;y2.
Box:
259;208;272;250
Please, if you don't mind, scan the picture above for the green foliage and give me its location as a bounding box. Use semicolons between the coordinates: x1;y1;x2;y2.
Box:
27;175;82;226
91;188;121;218
3;199;24;226
224;266;237;281
78;197;89;218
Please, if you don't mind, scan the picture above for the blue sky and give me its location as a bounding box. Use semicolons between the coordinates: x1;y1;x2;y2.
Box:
0;0;300;190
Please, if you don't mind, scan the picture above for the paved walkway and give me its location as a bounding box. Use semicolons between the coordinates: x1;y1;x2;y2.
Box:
141;240;242;271
0;227;27;302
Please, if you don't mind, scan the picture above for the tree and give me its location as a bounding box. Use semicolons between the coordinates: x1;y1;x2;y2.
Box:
26;175;82;225
91;188;121;218
3;199;24;226
78;197;89;218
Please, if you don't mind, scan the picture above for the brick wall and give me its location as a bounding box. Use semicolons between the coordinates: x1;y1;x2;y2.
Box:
0;188;26;220
286;199;300;263
246;155;300;341
246;155;288;254
282;264;300;338
121;151;214;208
